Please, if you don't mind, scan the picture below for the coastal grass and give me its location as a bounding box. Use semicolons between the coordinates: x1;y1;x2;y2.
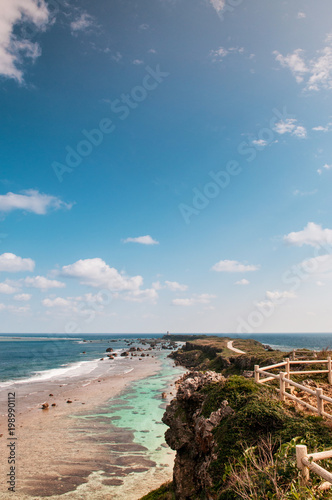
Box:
200;376;332;499
139;481;175;500
149;340;332;499
170;337;286;374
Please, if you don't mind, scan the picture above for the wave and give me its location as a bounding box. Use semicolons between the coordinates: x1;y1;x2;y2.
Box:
0;358;102;389
0;348;133;389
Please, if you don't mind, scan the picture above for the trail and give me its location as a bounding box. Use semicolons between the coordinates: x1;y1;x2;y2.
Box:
227;340;245;354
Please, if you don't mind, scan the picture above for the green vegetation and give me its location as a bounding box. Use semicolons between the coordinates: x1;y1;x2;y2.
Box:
202;376;332;499
142;340;332;499
140;482;175;500
162;334;208;342
170;337;286;374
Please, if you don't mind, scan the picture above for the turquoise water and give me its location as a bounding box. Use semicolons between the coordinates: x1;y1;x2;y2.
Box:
104;356;184;458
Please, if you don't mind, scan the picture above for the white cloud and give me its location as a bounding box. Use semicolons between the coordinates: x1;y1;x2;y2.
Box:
42;297;73;308
14;293;31;301
209;0;226;13
0;303;30;314
255;290;297;310
42;297;76;311
112;51;122;63
317;163;332;175
252;139;268;147
297;12;306;19
210;47;228;61
273;49;308;83
61;258;143;291
74;292;109;305
210;46;244;62
284;222;332;248
133;59;144;65
312;124;331;132
123;235;159;245
0;190;73;215
152;281;162;290
297;254;332;284
0;0;50;82
273;118;307;138
172;293;215;307
0;282;17;294
122;288;158;303
165;281;188;292
212;260;260;273
23;276;66;290
274;38;332;91
0;253;35;272
172;298;192;307
293;189;318;197
265;290;297;301
70;12;95;33
42;292;111;315
139;24;149;30
292;125;307;138
235;279;250;286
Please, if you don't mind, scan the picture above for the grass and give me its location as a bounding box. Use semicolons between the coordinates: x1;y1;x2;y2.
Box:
170;337;287;374
199;376;332;499
139;482;175;500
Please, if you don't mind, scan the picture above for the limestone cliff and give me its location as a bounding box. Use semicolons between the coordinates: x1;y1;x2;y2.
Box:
158;371;332;500
163;371;232;499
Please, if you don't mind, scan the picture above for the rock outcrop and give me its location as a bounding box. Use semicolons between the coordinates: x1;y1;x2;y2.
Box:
162;371;232;499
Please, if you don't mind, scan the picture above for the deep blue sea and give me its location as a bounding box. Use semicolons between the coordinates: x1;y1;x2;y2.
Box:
1;333;332;384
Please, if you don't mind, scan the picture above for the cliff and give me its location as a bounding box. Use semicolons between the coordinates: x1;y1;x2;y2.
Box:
169;337;286;374
141;339;332;500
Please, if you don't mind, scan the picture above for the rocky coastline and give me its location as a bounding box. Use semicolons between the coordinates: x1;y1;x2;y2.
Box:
141;337;332;500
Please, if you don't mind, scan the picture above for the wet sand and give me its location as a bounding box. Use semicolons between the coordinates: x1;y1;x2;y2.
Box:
0;355;177;499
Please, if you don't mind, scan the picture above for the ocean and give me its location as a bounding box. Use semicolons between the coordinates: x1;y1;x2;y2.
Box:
0;333;331;498
1;333;332;387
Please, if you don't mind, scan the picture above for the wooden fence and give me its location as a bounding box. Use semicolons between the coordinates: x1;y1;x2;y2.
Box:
254;357;332;419
296;444;332;486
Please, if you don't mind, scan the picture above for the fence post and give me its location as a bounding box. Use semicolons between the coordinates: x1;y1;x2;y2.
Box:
285;357;290;389
316;388;324;416
279;372;285;401
296;445;309;483
254;365;260;383
292;349;296;361
328;356;332;385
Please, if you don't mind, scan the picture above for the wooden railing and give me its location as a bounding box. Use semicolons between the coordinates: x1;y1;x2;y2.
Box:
296;444;332;486
254;357;332;419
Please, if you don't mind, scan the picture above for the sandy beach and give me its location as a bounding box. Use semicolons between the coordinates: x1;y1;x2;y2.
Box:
0;353;179;500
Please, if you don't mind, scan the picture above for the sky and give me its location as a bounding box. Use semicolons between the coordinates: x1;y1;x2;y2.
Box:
1;0;332;334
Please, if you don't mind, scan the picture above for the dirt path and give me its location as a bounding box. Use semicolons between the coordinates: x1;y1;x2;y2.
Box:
227;340;245;354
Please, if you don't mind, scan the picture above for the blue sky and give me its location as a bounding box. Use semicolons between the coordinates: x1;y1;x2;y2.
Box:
1;0;332;334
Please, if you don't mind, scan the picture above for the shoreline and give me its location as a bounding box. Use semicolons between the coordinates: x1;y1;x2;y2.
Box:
0;352;183;499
